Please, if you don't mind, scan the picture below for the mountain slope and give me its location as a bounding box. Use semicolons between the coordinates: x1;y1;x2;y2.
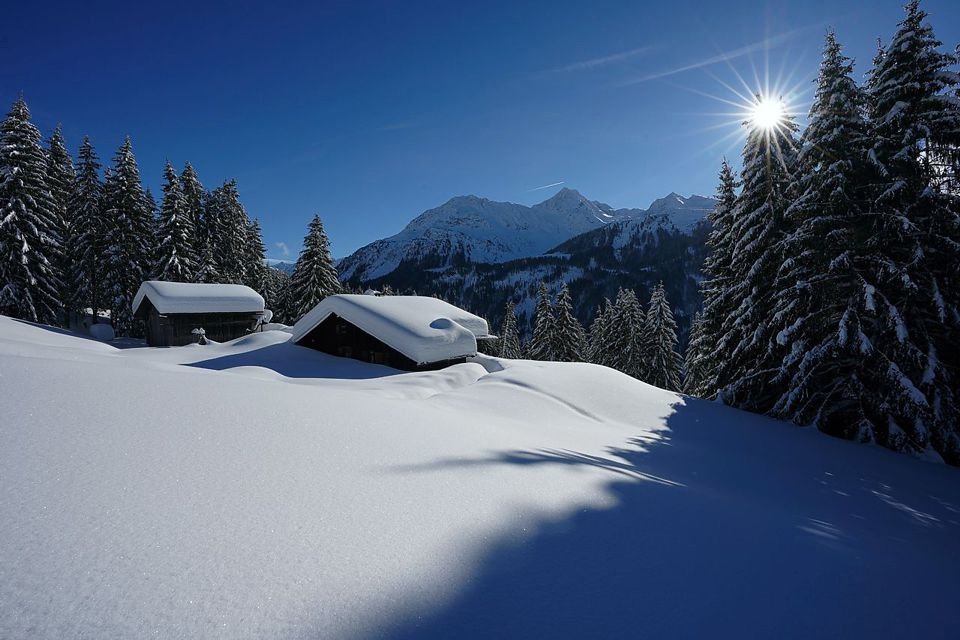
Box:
2;317;958;638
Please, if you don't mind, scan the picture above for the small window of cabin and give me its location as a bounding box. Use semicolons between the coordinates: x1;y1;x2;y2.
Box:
370;351;387;365
335;321;349;335
338;345;353;358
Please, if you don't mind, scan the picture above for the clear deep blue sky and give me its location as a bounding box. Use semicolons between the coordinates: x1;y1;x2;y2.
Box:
5;0;959;259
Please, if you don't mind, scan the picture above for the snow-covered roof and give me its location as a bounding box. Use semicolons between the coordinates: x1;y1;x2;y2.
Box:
291;294;491;364
132;281;265;316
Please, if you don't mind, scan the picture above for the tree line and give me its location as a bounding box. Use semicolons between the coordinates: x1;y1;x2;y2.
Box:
0;96;351;334
491;281;683;392
0;98;281;334
684;1;960;463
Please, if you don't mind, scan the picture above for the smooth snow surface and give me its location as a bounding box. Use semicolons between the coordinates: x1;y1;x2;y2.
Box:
1;316;959;639
131;281;265;315
291;294;490;364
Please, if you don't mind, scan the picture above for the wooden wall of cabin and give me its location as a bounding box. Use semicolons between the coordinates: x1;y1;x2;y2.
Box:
296;313;466;371
137;299;261;346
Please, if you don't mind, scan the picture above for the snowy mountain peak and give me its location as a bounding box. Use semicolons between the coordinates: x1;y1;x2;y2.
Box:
641;193;716;232
542;186;586;203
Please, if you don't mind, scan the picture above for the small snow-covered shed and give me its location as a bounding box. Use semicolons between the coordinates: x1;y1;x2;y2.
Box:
291;294;493;371
132;281;266;347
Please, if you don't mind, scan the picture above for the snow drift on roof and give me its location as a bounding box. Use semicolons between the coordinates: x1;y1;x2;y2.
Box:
132;281;265;316
291;294;490;364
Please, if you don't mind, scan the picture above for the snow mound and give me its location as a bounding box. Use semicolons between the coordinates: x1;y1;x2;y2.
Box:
88;323;115;342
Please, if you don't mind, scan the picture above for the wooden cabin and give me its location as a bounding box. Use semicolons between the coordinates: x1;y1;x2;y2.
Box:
290;294;494;371
132;281;265;347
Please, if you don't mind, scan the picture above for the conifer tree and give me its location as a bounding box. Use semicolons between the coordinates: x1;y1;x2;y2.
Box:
552;282;586;362
716;99;799;411
46;125;75;316
70;136;105;317
194;242;221;284
289;214;342;320
102;136;152;334
264;267;292;324
498;299;522;359
864;0;960;460
154;161;196;282
694;160;739;398
587;299;615;367
644;282;682;391
607;288;646;379
683;311;707;395
526;283;555;361
243;218;268;293
207;180;251;283
770;31;880;441
180;162;206;257
0;97;62;323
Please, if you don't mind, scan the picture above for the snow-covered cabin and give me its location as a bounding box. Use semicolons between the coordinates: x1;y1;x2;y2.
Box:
132;281;266;347
291;294;493;371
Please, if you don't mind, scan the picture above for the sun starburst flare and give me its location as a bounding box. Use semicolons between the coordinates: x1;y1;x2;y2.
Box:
750;96;786;131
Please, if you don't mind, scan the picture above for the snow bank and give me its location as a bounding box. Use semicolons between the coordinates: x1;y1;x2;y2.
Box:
1;315;958;639
291;294;491;364
131;281;265;315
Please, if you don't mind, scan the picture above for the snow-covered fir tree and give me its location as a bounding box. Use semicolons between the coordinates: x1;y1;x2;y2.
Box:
644;282;682;392
607;288;646;379
587;298;615;367
45;125;75;315
526;283;555;361
552;282;586;362
498;299;522;359
194;242;221;284
0;98;62;323
243;218;268;293
206;180;252;284
769;31;879;441
69;136;105;317
683;311;707;395
263;266;292;324
102;137;153;334
691;160;739;399
864;0;960;461
179;162;206;258
154;161;197;282
289;214;341;320
716;99;799;412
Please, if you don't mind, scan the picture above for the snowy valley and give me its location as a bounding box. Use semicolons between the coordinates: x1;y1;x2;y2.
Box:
3;0;960;636
1;316;958;638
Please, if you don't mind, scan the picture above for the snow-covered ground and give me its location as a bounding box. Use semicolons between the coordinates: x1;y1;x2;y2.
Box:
1;316;958;639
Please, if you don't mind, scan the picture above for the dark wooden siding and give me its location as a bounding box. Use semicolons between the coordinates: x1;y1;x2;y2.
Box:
295;313;467;371
135;299;262;347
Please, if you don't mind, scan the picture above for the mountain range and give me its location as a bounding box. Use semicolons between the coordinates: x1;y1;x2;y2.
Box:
337;188;715;284
329;187;716;343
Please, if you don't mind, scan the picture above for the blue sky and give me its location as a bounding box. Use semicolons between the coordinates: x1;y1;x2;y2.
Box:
5;0;959;259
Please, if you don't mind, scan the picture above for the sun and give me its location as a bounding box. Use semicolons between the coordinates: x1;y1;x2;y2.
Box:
750;96;786;131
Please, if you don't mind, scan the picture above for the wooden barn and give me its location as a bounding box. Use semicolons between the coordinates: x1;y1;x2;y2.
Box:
132;281;266;347
290;294;494;371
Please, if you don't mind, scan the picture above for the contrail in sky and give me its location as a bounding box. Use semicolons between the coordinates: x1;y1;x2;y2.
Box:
549;46;653;73
528;181;565;192
617;28;813;86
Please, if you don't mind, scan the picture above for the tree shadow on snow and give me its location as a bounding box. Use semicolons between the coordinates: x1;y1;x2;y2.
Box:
370;396;960;640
